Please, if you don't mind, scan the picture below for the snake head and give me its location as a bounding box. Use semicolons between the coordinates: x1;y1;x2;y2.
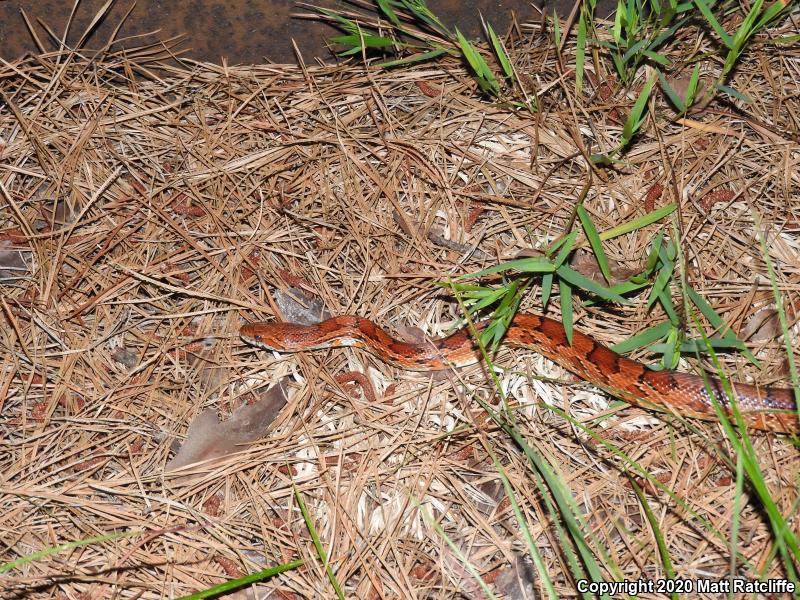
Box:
240;322;281;351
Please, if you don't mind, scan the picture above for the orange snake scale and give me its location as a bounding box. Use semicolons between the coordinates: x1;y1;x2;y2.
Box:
240;313;799;433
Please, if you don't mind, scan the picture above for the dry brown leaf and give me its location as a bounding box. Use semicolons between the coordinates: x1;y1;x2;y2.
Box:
740;308;781;342
166;377;288;472
661;73;707;109
275;287;329;325
569;248;640;286
36;198;74;229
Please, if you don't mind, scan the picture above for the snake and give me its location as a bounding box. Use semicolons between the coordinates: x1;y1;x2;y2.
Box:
240;313;799;433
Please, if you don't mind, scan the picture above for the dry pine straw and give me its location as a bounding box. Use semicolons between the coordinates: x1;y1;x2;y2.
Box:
0;17;799;599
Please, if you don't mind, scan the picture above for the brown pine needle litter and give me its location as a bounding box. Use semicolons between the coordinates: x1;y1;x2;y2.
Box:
1;14;799;600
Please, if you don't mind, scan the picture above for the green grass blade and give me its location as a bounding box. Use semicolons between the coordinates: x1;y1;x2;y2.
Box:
621;73;657;147
625;0;637;32
656;3;676;24
646;249;675;309
576;204;611;283
377;47;449;67
449;290;615;591
576;12;587;93
621;37;650;63
542;400;768;571
754;0;789;30
656;328;679;369
729;452;745;583
548;229;577;256
648;18;687;50
458;285;510;313
1;529;139;574
613;0;625;44
693;0;733;48
177;559;306;599
640;49;671;65
599;202;676;241
332;34;398;55
644;232;664;273
293;482;345;600
483;407;617;597
628;478;677;599
655;285;680;327
671;338;750;353
611;52;627;81
455;28;497;90
484;280;523;348
592;38;615;50
484;446;559;599
486;21;513;79
552;10;561;50
556;264;628;303
763;32;800;45
714;83;751;103
611;320;673;354
457;256;556;279
597;278;650;297
376;0;402;27
559;277;574;345
552;231;578;267
315;7;360;35
686;286;759;365
541;271;554;309
731;2;762;52
684;63;701;107
401;0;452;37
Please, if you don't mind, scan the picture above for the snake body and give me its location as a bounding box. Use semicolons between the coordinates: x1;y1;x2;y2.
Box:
240;313;799;433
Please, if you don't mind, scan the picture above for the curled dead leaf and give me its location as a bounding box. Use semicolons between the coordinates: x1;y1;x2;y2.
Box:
166;377;289;474
570;248;640;286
